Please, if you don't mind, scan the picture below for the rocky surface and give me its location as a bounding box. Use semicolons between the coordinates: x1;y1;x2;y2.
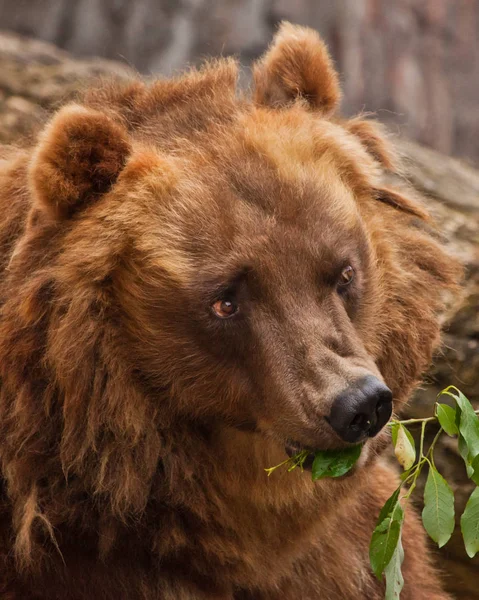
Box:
0;32;131;144
396;140;479;412
0;30;477;600
389;139;479;599
396;141;479;599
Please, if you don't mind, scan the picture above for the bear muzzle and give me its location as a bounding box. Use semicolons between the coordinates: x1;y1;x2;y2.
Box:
326;375;393;443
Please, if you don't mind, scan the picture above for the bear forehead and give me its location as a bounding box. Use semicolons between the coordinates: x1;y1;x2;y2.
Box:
124;105;366;234
118;120;367;286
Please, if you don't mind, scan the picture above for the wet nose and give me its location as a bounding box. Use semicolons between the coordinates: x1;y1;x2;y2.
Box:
327;376;393;443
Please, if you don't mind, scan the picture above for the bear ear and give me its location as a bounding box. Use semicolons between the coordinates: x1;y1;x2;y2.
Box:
30;104;131;220
345;119;398;171
253;21;341;115
373;187;430;221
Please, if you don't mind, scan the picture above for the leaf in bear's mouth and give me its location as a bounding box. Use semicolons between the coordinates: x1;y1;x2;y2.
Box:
311;445;362;480
265;445;363;480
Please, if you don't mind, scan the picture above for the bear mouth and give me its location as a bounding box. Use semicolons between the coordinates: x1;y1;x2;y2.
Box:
284;439;366;475
284;441;316;470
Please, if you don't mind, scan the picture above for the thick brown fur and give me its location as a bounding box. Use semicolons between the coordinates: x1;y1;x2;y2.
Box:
0;23;459;599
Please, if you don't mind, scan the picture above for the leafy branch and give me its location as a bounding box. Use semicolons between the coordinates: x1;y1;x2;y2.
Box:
265;386;479;599
373;386;479;599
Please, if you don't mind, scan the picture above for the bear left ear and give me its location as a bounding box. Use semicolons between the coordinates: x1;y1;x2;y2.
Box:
253;22;341;115
30;104;131;221
345;119;398;171
373;187;430;221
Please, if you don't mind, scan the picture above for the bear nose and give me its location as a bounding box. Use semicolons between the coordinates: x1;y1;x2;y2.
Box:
327;376;393;443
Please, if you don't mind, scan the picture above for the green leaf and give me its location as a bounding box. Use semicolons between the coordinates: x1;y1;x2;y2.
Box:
391;422;415;449
442;387;479;459
457;398;479;459
436;404;458;437
461;487;479;558
471;455;479;487
392;424;416;470
311;445;362;481
440;388;479;480
400;467;414;482
384;532;404;600
370;501;404;579
391;422;399;446
377;487;402;524
311;452;335;480
422;465;455;548
458;433;474;478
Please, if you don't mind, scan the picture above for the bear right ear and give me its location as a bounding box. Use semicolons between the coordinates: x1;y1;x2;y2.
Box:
29;104;131;221
253;22;341;115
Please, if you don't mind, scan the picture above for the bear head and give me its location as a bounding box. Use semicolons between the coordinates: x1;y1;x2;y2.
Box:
0;22;459;567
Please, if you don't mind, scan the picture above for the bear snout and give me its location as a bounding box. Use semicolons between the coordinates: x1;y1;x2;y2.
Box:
326;375;393;443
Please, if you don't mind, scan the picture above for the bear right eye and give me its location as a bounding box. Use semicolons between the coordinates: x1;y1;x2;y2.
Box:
337;265;355;289
211;299;239;319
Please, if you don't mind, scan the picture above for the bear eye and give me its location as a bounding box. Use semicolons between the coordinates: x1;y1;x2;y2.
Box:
337;266;355;288
212;298;239;319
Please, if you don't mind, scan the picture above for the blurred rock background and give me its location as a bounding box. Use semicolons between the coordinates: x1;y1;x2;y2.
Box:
0;1;477;598
1;0;478;164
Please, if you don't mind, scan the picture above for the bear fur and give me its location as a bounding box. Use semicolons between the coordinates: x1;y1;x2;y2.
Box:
0;22;459;599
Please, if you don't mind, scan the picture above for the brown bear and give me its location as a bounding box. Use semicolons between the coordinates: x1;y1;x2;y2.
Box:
0;22;459;600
